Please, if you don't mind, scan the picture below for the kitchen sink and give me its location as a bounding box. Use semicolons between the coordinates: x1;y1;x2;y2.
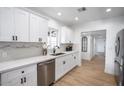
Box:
51;53;65;56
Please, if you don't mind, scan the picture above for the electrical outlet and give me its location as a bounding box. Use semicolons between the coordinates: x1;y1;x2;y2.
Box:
2;52;8;58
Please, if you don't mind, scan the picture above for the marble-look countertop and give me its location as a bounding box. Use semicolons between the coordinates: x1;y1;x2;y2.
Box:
0;51;79;73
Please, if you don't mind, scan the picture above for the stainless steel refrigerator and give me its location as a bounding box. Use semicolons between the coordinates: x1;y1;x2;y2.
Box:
115;29;124;86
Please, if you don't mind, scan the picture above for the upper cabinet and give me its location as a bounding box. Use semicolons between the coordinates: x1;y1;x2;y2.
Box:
0;8;48;42
14;8;29;42
39;17;48;43
30;14;48;42
29;14;39;42
0;8;15;41
61;26;73;43
0;8;29;42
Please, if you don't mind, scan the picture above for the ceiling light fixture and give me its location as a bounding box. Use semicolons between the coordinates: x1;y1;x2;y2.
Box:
106;8;111;12
57;12;62;16
75;17;79;21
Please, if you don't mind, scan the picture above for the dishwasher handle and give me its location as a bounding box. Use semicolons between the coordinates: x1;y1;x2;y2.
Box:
38;60;55;66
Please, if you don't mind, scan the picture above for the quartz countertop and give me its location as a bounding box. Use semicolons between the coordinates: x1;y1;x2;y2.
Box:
0;51;79;73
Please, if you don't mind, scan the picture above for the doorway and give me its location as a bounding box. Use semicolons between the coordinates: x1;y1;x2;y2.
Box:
81;30;106;67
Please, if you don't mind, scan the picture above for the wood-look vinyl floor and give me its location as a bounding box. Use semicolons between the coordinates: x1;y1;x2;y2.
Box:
54;55;116;86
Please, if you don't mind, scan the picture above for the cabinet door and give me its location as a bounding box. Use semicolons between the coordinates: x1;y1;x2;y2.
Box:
0;8;14;41
39;17;48;43
55;58;64;81
23;65;37;86
68;54;74;70
62;56;70;75
63;55;74;74
1;64;37;86
14;8;29;42
67;28;73;43
71;52;79;67
1;69;23;86
2;76;23;86
23;72;37;86
61;27;66;43
61;26;73;43
30;14;39;42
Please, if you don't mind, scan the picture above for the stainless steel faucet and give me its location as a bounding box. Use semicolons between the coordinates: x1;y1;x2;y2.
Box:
53;46;60;54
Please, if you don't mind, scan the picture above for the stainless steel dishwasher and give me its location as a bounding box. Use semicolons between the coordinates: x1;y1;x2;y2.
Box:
37;59;55;86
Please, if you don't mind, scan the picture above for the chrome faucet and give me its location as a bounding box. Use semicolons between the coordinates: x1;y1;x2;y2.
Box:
53;46;60;54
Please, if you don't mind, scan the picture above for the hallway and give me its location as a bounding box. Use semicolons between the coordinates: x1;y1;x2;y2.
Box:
54;55;116;86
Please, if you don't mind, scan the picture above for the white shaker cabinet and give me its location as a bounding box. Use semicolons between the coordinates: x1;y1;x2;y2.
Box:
55;57;64;81
14;8;29;42
0;8;15;41
55;55;72;81
0;7;48;42
61;26;73;43
29;14;39;42
39;17;48;43
1;64;37;86
62;55;71;75
73;52;79;66
30;14;48;42
0;8;29;42
55;52;79;81
64;54;78;74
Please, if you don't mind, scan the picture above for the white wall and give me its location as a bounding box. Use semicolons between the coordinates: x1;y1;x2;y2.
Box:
73;16;124;75
95;38;105;53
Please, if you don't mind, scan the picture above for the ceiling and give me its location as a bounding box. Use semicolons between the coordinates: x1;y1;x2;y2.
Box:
27;7;124;26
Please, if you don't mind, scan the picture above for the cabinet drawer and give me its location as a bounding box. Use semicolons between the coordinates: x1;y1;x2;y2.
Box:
1;64;36;83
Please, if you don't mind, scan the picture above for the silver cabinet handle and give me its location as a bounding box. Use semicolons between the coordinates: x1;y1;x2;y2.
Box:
74;56;76;59
39;38;42;42
21;71;24;73
12;36;14;41
16;36;17;41
63;61;66;64
24;77;26;83
21;78;23;84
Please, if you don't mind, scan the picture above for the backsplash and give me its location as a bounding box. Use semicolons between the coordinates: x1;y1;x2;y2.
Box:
0;42;43;62
0;42;76;62
60;43;74;51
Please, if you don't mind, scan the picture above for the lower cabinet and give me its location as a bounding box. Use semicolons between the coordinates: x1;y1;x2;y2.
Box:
72;52;79;67
55;57;64;80
1;64;37;86
0;52;79;85
55;52;79;81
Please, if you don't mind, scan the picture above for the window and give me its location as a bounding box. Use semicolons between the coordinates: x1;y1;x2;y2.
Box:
82;36;88;52
47;27;58;49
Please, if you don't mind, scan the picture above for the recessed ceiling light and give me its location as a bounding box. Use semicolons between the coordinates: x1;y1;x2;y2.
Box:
106;8;111;12
75;17;79;21
57;12;62;16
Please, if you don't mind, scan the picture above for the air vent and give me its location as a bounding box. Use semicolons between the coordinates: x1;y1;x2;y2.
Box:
77;7;86;12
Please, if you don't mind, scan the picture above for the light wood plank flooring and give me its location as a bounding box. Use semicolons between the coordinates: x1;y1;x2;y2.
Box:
54;55;116;86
